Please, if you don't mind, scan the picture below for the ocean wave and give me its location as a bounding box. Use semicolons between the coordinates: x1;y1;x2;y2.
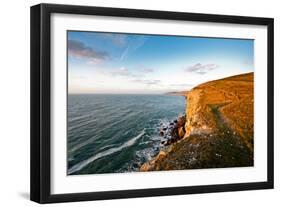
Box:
68;111;96;122
99;143;117;151
127;118;174;171
68;134;99;153
68;118;98;131
68;129;145;175
68;120;138;153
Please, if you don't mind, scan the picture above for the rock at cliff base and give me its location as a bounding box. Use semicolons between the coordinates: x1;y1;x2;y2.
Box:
178;127;185;139
156;151;166;160
177;116;186;127
140;162;152;171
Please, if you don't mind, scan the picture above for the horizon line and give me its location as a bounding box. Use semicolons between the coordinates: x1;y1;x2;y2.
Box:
68;72;254;95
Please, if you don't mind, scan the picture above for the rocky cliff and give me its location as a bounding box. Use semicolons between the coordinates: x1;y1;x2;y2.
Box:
140;72;254;171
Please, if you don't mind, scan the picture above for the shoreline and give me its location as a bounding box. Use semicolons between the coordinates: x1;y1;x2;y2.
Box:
140;72;254;172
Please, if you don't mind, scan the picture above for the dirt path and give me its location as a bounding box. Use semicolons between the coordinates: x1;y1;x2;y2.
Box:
208;103;231;131
147;103;254;170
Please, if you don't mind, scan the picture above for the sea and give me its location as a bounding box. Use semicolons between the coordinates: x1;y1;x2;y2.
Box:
67;94;186;175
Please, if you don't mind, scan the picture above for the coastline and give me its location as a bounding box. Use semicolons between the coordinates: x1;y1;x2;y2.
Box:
140;72;254;171
165;91;189;97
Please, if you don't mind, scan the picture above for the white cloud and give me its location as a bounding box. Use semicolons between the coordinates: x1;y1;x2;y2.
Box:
131;79;161;85
185;63;219;75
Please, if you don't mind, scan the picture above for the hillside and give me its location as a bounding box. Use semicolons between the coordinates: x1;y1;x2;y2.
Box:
140;72;254;171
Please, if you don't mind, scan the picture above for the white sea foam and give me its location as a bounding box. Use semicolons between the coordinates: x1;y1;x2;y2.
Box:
99;143;117;151
68;129;145;174
68;134;99;153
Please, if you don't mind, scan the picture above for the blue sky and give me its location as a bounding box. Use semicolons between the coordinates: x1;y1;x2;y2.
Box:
68;31;254;94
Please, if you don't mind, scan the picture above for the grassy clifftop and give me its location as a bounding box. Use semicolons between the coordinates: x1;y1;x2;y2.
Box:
140;72;254;171
185;72;254;152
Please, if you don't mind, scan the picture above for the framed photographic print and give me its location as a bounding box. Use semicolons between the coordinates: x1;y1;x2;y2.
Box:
30;3;274;203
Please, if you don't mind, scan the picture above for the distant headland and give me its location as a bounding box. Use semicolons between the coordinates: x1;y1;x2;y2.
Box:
165;91;189;96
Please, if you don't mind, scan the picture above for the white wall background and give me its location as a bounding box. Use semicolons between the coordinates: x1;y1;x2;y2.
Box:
0;0;279;206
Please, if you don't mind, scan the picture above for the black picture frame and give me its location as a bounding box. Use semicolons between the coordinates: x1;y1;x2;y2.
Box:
30;3;274;204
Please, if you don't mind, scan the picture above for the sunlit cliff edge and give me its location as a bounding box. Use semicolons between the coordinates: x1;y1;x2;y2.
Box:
140;72;254;171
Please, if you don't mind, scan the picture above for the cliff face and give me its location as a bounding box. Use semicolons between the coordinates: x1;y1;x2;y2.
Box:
140;72;254;172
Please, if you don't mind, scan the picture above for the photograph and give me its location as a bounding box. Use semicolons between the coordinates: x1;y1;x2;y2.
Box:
29;3;274;203
67;31;254;175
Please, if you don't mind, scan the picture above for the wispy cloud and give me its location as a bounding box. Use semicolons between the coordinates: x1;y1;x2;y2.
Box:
96;33;128;46
141;67;154;73
185;63;219;75
169;83;194;88
110;67;135;77
96;67;141;78
120;46;130;61
68;39;109;62
120;36;148;61
131;79;161;85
